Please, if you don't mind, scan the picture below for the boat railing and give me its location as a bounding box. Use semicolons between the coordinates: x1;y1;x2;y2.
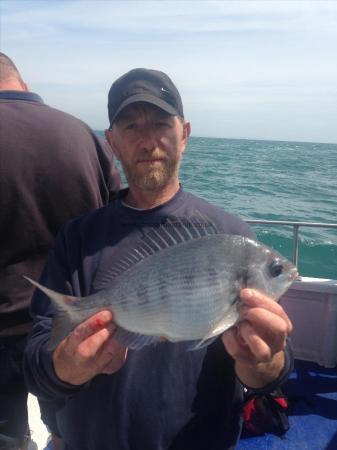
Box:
245;219;337;267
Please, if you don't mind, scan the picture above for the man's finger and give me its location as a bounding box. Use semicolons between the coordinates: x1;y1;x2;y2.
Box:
76;323;117;362
240;289;292;332
222;327;258;365
101;344;128;374
66;310;114;353
222;327;241;356
239;306;292;335
239;321;272;362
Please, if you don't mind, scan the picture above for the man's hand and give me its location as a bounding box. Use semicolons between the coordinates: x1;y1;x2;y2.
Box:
222;288;292;388
52;310;128;386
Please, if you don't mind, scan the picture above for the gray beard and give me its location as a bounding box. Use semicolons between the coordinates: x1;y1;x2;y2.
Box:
122;159;181;192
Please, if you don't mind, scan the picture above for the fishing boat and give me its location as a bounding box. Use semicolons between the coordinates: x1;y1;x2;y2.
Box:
27;220;337;450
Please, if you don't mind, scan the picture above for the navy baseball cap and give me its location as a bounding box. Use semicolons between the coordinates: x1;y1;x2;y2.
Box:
108;68;184;126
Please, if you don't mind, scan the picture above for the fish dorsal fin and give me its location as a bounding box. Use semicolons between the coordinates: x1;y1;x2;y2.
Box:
93;247;146;291
93;212;219;291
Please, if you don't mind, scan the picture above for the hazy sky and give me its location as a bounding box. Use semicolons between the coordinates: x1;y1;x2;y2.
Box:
1;0;337;143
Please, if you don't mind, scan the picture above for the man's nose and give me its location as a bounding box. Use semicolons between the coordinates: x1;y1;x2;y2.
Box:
139;124;157;150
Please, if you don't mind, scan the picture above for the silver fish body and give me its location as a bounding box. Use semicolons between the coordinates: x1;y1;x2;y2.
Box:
26;231;298;350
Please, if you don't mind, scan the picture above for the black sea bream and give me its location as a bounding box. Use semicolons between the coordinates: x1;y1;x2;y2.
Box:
26;216;298;350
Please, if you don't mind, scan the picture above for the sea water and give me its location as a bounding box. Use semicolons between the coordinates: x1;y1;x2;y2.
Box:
97;133;337;279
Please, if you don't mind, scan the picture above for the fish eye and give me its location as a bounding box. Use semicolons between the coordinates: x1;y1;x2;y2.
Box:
269;260;284;278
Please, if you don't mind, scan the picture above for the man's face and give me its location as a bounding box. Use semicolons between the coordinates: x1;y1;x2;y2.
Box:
106;103;190;192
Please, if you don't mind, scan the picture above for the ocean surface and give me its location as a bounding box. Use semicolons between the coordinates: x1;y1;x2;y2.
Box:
97;133;337;279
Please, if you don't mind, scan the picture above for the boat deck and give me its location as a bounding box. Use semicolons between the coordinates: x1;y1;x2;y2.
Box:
237;360;337;450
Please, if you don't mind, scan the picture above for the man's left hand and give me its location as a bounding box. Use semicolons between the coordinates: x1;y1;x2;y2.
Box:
222;288;292;388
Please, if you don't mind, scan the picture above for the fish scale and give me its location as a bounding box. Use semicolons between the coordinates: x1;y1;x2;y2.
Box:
87;237;262;339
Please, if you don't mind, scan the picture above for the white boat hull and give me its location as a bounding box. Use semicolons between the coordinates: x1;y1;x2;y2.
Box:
280;277;337;368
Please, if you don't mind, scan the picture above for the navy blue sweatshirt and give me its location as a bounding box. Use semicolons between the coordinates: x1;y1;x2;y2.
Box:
24;188;292;450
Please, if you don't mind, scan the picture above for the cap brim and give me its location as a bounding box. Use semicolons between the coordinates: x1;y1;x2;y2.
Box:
110;93;178;125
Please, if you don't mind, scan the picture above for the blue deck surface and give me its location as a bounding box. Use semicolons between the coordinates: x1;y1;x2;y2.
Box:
237;360;337;450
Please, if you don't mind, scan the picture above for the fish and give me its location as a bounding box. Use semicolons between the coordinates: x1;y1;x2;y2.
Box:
25;214;298;350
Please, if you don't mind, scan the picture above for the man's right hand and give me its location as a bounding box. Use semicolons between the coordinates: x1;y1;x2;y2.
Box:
52;310;128;385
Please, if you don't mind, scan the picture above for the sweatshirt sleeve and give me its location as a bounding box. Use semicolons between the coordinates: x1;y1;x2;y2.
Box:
23;226;85;401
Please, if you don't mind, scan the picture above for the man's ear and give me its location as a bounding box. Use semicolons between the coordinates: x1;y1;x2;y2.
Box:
183;121;191;140
105;129;120;159
181;121;191;153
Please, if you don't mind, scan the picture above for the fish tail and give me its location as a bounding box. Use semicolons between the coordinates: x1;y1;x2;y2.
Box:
24;276;83;349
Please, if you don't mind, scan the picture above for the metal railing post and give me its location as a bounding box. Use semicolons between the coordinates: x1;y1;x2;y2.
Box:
245;220;337;270
293;225;299;267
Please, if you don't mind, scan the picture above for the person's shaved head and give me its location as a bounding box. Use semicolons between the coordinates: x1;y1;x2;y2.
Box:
0;53;27;90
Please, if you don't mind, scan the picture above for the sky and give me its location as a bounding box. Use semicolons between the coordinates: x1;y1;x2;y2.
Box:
1;0;337;144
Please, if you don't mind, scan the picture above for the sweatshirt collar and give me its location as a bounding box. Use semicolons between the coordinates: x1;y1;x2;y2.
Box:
0;90;44;103
115;186;187;224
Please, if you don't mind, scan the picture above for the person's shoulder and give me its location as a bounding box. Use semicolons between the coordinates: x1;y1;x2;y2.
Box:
36;105;107;151
41;104;93;131
183;191;255;239
1;96;97;137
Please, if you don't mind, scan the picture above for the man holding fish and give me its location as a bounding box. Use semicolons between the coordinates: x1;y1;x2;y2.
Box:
24;69;296;450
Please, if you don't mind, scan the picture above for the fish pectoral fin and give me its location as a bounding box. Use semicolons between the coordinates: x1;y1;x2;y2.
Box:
113;327;161;350
187;336;218;351
192;303;240;350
